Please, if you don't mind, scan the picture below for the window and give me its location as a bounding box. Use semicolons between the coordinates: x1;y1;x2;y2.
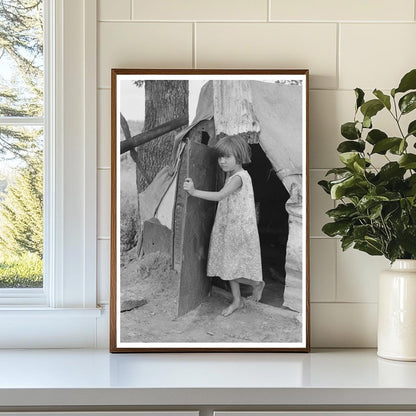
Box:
0;0;46;301
0;0;101;348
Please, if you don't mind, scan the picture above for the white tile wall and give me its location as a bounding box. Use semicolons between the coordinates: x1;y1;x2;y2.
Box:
309;90;354;169
98;89;111;168
97;239;110;304
311;303;378;347
96;0;416;347
310;239;336;302
98;22;193;88
98;169;111;239
99;0;131;21
196;23;338;89
336;246;390;303
132;0;268;21
271;0;415;22
340;24;416;90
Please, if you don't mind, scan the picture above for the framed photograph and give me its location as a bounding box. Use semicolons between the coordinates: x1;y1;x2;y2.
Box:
110;69;310;352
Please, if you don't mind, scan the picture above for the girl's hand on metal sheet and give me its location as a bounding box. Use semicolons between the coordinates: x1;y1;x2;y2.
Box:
183;178;195;195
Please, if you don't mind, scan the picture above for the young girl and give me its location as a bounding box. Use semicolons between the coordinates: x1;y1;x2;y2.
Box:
183;134;264;317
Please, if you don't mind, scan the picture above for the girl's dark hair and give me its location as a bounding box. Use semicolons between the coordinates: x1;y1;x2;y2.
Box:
214;134;251;164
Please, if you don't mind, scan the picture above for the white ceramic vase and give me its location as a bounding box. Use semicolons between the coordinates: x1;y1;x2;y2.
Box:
378;259;416;361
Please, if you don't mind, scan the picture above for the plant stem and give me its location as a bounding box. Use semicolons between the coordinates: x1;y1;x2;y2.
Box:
391;97;406;139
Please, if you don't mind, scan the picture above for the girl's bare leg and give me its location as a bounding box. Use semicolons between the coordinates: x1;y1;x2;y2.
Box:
222;280;243;317
235;278;265;302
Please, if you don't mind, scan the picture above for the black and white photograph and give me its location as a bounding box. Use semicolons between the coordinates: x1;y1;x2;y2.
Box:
110;69;309;352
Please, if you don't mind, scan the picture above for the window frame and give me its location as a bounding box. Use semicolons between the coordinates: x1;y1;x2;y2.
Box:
0;0;100;348
0;1;49;305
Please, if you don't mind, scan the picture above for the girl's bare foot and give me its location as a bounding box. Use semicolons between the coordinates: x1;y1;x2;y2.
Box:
248;281;265;302
222;300;243;317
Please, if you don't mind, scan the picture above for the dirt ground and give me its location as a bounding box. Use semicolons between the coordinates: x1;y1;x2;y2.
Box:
120;248;302;344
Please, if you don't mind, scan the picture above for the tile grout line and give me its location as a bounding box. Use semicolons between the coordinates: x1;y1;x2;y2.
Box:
97;19;415;24
309;236;339;239
130;0;133;20
311;301;378;305
96;86;391;93
268;0;271;22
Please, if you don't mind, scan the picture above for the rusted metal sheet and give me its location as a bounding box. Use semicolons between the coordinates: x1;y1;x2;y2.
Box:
213;80;260;144
173;141;218;317
141;218;172;257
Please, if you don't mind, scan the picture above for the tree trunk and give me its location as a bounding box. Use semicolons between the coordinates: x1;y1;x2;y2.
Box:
136;81;188;193
135;81;188;251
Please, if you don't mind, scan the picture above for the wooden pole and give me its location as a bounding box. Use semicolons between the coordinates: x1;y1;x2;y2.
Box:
120;115;188;154
119;113;151;184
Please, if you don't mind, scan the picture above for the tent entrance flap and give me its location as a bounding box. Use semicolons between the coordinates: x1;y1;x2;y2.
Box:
173;141;218;317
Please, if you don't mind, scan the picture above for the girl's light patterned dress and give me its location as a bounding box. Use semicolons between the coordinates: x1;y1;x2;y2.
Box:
207;169;263;282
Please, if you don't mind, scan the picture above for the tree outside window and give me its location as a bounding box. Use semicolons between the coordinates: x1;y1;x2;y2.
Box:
0;0;44;288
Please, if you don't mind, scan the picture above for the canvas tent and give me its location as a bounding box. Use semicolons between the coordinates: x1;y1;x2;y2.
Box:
138;80;304;316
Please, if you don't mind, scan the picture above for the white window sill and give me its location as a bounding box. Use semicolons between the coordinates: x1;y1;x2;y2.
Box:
0;307;105;348
0;306;102;317
0;349;415;410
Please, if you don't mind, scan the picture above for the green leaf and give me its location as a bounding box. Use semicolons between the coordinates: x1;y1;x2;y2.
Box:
318;180;331;194
371;137;402;154
399;92;416;115
384;203;400;222
407;120;416;138
326;203;356;220
353;158;366;174
330;175;366;200
322;221;351;237
386;240;403;262
337;140;365;153
330;176;354;199
366;129;387;145
353;224;374;240
373;89;391;110
389;139;408;155
357;195;389;211
354;241;383;256
399;139;407;154
369;203;383;220
399;154;416;169
325;167;352;176
398;227;416;255
406;174;416;187
395;69;416;94
341;122;361;140
405;174;416;196
341;235;355;251
339;152;360;167
363;115;372;129
377;162;406;181
360;99;384;119
355;88;365;110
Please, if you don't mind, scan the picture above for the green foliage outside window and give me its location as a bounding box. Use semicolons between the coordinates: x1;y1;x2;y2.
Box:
0;0;44;288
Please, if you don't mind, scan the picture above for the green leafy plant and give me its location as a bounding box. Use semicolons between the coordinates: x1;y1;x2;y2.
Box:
0;252;42;288
319;69;416;262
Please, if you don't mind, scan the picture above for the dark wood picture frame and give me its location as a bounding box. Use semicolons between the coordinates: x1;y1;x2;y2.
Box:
110;69;310;352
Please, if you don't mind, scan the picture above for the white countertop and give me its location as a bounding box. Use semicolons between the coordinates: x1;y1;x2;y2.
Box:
0;348;416;407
